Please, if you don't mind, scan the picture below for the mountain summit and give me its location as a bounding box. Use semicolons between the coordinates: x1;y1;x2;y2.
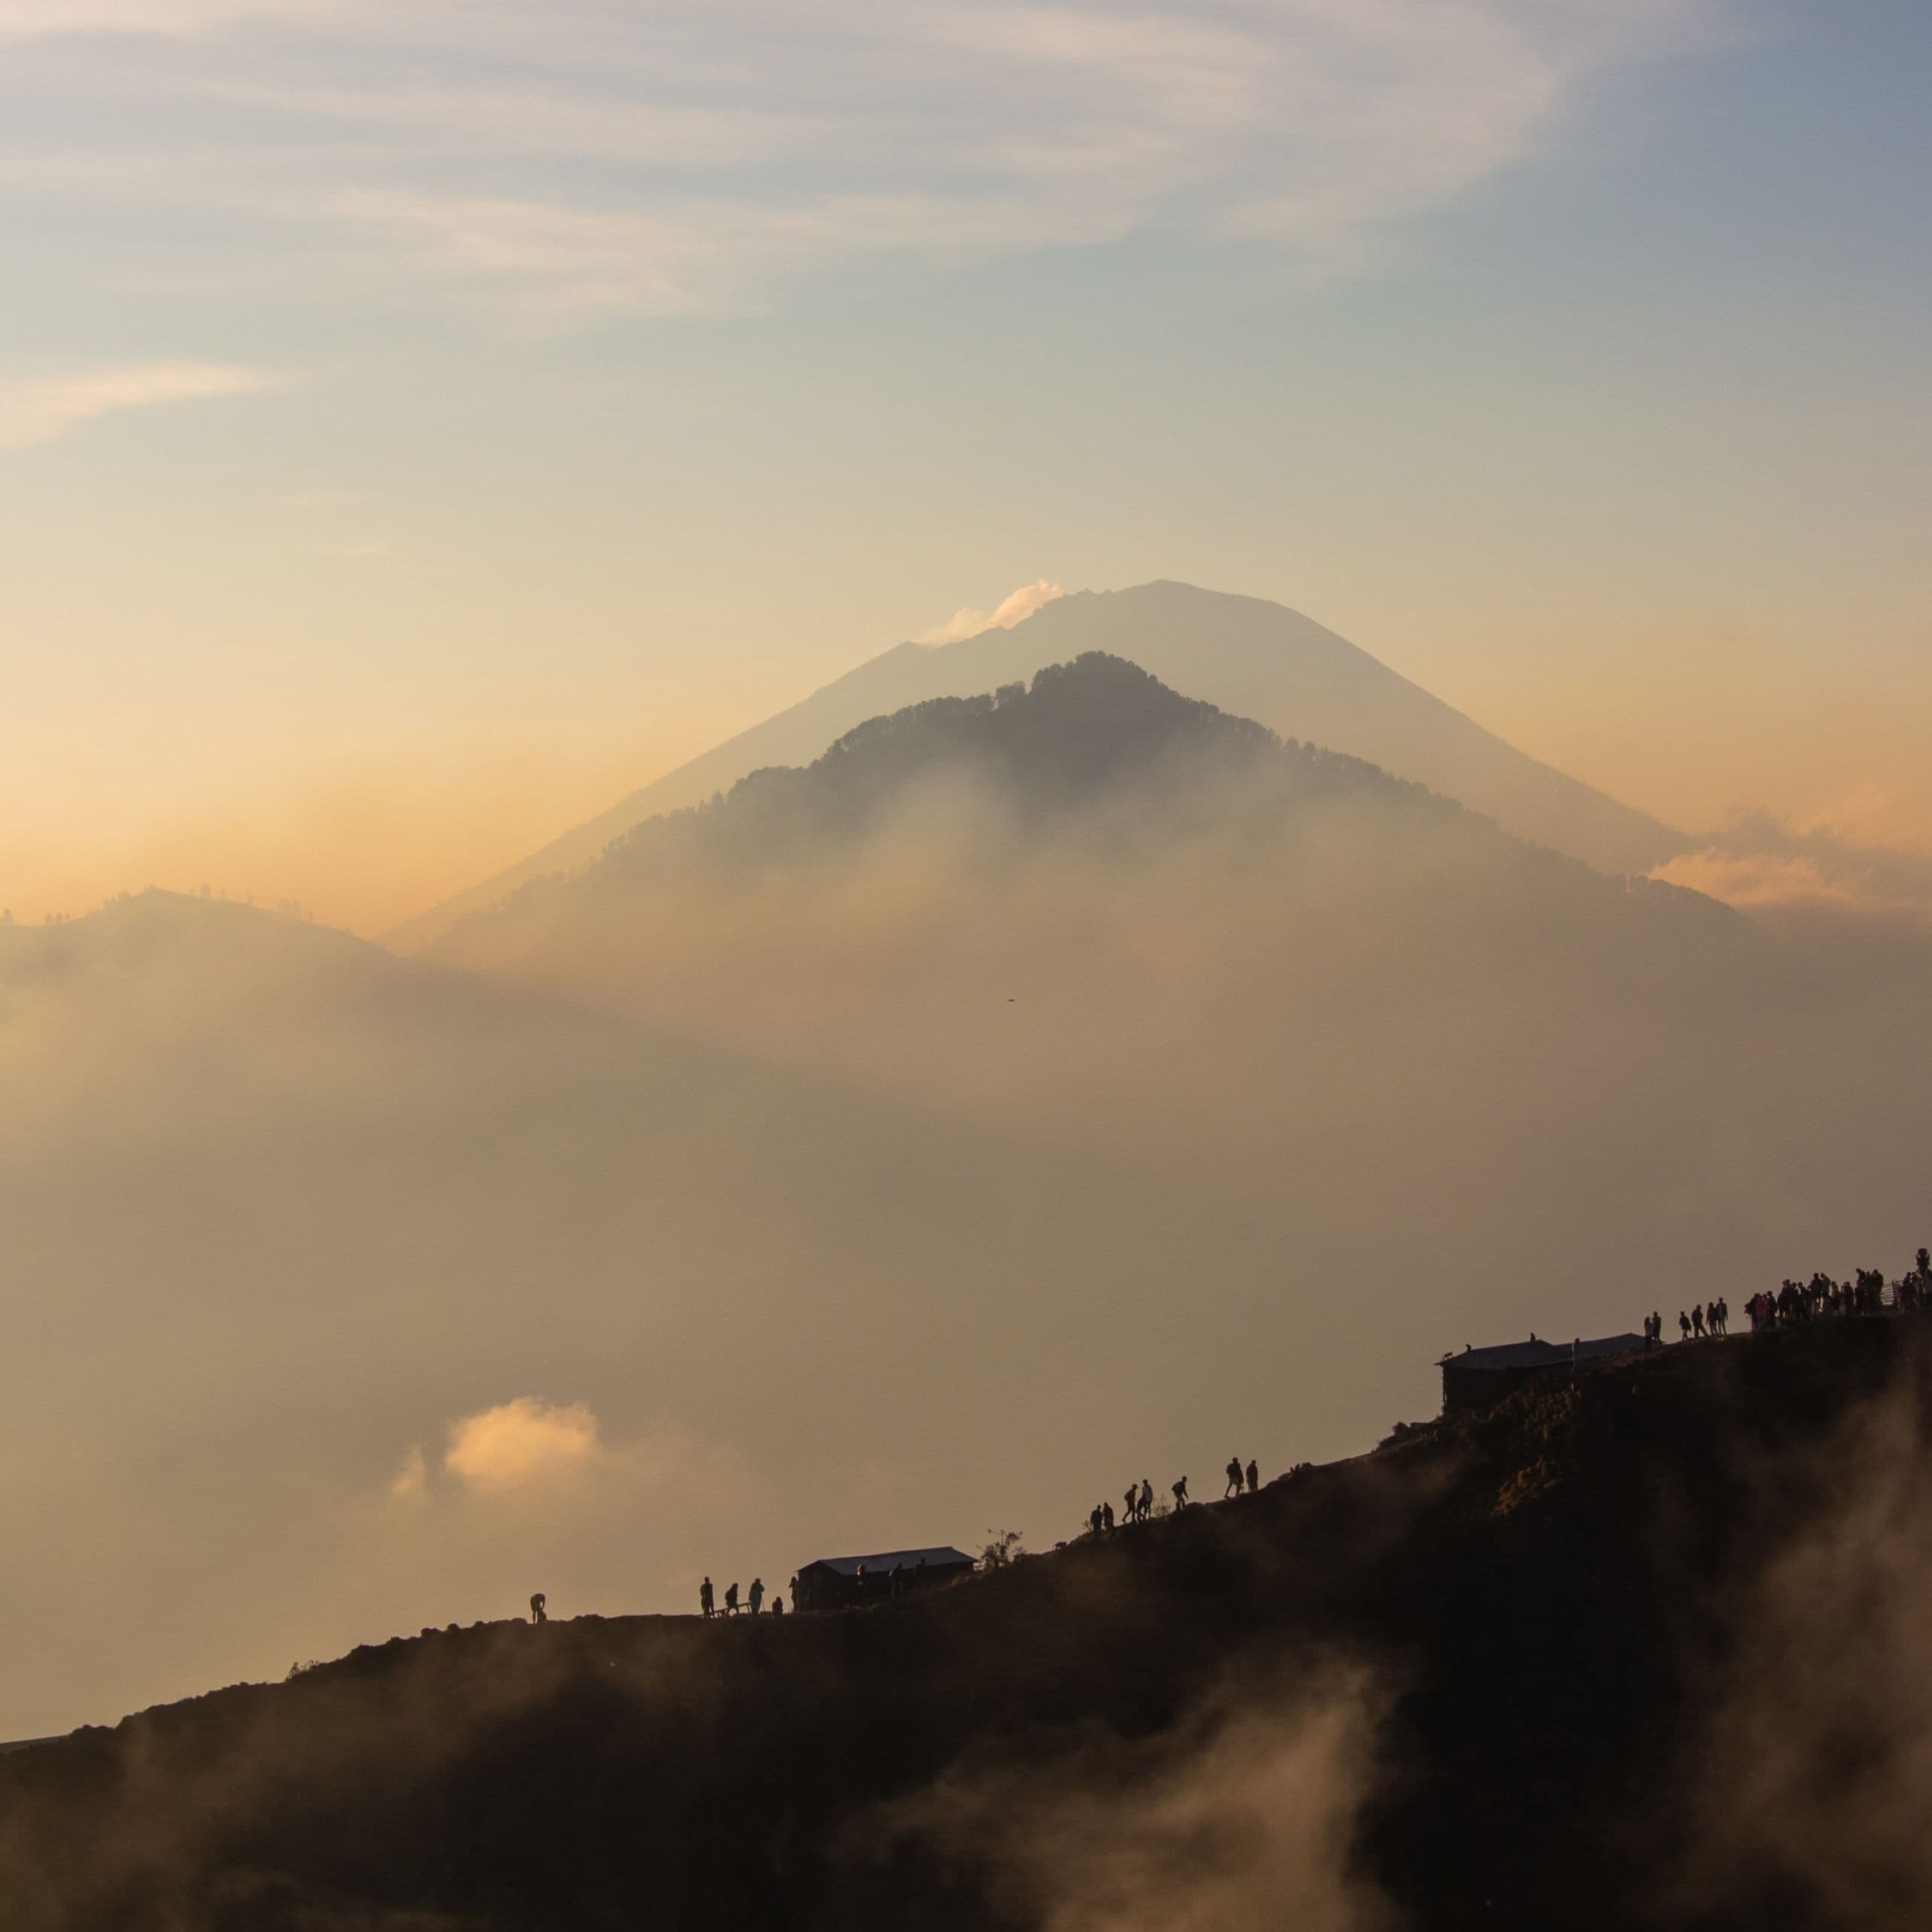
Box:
385;582;1682;951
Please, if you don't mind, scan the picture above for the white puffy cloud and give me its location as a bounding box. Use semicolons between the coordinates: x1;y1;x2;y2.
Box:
0;364;273;449
443;1395;605;1496
919;580;1065;647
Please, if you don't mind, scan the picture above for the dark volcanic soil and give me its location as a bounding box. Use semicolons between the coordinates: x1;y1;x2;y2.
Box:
2;1318;1922;1931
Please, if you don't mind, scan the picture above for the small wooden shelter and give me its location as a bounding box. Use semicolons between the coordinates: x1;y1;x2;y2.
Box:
1439;1332;1646;1415
791;1546;974;1614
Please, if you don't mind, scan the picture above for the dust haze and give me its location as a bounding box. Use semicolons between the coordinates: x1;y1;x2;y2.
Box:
881;1655;1397;1932
5;657;1932;1739
1677;1368;1932;1926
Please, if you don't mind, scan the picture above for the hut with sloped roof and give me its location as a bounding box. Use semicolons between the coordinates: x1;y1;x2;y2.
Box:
1439;1332;1646;1415
790;1546;974;1614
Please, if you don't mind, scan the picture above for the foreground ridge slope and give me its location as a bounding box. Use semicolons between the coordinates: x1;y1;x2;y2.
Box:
0;1320;1916;1932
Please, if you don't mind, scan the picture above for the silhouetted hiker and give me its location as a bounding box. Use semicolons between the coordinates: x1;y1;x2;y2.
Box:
724;1582;739;1616
748;1577;764;1616
789;1573;802;1614
1088;1503;1104;1537
1102;1500;1116;1532
1678;1311;1691;1342
771;1595;785;1616
1123;1485;1138;1525
1224;1456;1243;1498
1245;1458;1259;1494
529;1592;547;1625
1650;1311;1662;1348
1172;1476;1189;1510
1692;1304;1707;1339
699;1577;715;1619
1138;1479;1153;1521
1716;1297;1729;1336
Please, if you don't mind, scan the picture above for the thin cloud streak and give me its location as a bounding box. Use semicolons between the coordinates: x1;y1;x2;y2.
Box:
0;0;1718;325
0;362;274;449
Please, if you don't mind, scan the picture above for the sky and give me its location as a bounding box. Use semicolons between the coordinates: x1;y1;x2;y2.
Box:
1;0;1928;934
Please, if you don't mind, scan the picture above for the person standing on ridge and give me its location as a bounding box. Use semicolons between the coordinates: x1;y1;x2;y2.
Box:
529;1592;547;1625
748;1577;765;1616
1172;1476;1189;1510
1102;1500;1115;1532
1224;1456;1243;1498
699;1577;715;1619
724;1581;739;1616
1138;1479;1154;1522
1245;1458;1259;1494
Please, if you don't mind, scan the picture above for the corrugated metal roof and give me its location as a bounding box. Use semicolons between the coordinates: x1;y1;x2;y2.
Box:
802;1547;974;1577
1440;1333;1645;1373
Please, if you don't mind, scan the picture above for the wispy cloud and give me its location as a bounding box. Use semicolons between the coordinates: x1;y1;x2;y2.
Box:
0;0;1717;326
1651;800;1932;928
0;362;273;449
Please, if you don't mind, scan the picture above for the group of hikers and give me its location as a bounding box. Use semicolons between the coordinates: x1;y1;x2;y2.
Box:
1083;1456;1260;1538
1650;1247;1932;1345
698;1575;788;1618
1744;1250;1932;1327
1644;1301;1730;1345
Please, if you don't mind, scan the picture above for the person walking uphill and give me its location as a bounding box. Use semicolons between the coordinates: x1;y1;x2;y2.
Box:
1172;1476;1189;1510
1225;1456;1244;1498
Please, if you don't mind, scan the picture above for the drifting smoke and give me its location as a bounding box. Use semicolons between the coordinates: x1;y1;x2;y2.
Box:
883;1657;1397;1932
919;581;1065;645
9;659;1932;1742
1678;1373;1932;1925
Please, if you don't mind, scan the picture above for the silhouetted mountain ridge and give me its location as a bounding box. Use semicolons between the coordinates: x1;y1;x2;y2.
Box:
446;653;1724;949
1;1317;1921;1932
387;582;1684;951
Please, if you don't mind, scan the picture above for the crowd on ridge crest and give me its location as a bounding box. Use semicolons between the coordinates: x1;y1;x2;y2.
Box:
1650;1246;1932;1346
526;1251;1932;1632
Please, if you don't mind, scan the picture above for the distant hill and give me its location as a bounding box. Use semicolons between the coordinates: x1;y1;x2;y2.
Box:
385;582;1684;951
1;1316;1917;1932
427;652;1752;1142
10;768;1932;1755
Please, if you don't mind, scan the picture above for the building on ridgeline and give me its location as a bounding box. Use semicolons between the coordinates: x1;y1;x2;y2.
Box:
1438;1332;1647;1416
790;1547;975;1614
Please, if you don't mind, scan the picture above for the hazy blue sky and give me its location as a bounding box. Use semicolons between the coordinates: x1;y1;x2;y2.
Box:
2;0;1927;929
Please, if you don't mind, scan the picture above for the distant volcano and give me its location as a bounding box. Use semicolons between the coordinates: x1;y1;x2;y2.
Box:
385;581;1682;951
